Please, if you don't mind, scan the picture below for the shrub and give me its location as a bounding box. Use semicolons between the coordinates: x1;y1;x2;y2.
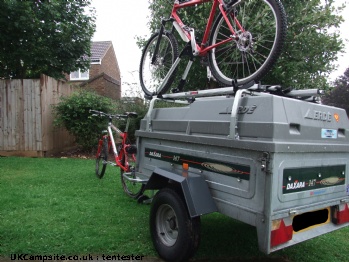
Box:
113;97;148;143
53;89;117;151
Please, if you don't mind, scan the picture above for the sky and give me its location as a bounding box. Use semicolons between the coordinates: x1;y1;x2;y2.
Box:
91;0;349;96
91;0;150;96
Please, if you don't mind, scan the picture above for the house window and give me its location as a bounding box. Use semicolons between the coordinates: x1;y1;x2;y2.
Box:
70;69;89;80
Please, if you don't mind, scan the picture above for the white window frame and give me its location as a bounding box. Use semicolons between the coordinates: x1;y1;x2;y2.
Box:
70;69;89;80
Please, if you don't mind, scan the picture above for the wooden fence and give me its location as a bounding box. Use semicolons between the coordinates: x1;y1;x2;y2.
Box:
0;75;76;157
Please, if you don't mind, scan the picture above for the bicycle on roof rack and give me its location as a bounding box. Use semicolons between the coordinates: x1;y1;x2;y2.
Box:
139;0;287;98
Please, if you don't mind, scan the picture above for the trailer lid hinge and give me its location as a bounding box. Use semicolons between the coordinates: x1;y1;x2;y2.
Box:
259;152;270;174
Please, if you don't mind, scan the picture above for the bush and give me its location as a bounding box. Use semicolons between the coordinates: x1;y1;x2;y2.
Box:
53;89;117;151
113;97;148;143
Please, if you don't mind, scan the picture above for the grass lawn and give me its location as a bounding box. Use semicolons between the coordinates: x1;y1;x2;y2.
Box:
0;157;349;261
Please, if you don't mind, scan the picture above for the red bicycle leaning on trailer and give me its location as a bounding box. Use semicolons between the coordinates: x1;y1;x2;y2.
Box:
90;109;145;198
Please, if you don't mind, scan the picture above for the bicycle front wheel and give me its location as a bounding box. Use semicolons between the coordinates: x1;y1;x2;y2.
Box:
139;31;179;97
208;0;287;87
96;138;108;179
120;154;144;199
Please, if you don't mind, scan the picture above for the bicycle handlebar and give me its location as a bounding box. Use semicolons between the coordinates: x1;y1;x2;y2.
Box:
89;109;138;119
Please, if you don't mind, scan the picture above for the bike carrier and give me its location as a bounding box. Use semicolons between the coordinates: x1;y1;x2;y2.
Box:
159;82;323;100
145;83;324;140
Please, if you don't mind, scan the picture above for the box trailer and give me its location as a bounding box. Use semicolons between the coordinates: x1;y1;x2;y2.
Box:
129;85;349;261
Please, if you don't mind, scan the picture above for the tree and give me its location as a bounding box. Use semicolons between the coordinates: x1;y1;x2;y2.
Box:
263;0;345;90
140;0;345;91
0;0;96;79
322;67;349;116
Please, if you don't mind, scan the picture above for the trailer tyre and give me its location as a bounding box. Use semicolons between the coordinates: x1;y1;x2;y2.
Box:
150;188;201;262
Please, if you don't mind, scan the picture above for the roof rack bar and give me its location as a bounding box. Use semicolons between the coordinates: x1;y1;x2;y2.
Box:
158;84;322;100
285;89;323;98
160;85;241;99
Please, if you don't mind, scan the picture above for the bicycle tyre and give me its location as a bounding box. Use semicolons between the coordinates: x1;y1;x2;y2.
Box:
208;0;287;87
120;154;145;199
139;31;179;97
96;138;108;179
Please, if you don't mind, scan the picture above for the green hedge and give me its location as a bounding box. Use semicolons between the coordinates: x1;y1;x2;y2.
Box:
53;89;149;151
52;89;117;150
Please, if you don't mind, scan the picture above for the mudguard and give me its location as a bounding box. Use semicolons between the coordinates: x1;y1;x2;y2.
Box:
145;167;218;217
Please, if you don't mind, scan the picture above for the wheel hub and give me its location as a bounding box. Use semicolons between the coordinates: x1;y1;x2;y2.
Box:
155;56;164;66
156;204;178;247
236;31;253;52
168;216;177;230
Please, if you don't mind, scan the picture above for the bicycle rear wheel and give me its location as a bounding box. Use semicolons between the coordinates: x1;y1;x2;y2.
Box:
139;31;179;97
96;138;108;179
120;152;144;199
208;0;287;87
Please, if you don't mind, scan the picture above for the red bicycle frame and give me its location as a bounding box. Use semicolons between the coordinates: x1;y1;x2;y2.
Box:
96;116;136;173
171;0;243;56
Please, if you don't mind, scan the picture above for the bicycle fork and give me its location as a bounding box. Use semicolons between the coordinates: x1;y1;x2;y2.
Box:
154;19;198;96
151;18;174;65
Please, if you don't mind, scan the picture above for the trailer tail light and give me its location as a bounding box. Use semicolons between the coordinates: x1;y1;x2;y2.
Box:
333;203;349;225
270;219;293;247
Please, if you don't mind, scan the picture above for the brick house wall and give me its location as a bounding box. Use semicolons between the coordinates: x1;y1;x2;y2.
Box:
100;45;120;79
83;73;121;100
88;44;121;85
68;41;121;100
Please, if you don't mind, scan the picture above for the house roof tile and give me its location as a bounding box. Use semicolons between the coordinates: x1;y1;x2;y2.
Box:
91;41;112;62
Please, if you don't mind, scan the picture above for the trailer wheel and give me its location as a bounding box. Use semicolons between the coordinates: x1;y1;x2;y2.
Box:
150;188;201;262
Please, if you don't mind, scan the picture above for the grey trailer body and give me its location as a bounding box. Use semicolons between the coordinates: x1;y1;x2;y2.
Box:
134;88;349;257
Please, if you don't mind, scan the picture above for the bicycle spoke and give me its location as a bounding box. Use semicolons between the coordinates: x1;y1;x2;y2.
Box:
140;31;179;96
215;45;234;59
254;43;272;56
241;53;246;78
209;0;286;86
121;152;144;199
245;52;261;73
